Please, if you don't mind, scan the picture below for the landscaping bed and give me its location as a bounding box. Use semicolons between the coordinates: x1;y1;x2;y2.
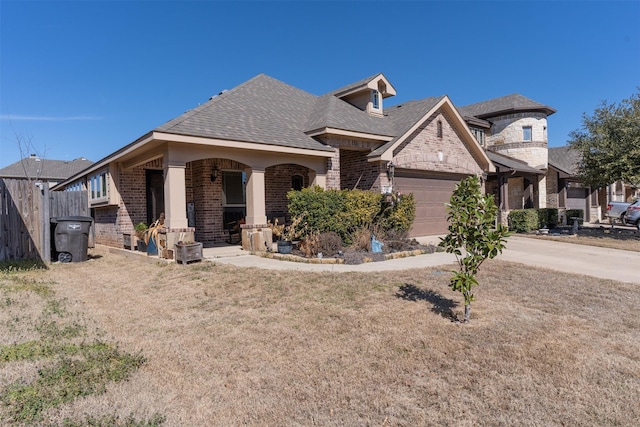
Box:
268;239;442;264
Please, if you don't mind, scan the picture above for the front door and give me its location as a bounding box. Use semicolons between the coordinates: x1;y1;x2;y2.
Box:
146;169;165;225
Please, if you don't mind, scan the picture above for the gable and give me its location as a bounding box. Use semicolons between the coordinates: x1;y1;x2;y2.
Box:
392;109;486;176
370;96;493;173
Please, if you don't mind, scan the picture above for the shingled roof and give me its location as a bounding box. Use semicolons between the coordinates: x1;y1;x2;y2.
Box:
369;97;444;157
458;93;556;119
155;73;405;152
548;146;581;176
305;93;394;136
156;74;334;152
0;156;94;181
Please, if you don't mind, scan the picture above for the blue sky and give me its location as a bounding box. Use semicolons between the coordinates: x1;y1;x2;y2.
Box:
1;1;639;168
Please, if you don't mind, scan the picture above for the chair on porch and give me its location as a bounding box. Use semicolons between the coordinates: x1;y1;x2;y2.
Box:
223;208;246;244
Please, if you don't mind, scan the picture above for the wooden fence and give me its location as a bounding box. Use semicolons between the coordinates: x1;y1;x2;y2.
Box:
0;178;90;263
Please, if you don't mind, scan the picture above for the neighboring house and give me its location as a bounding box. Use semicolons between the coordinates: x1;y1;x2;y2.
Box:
547;146;601;223
0;155;94;186
53;73;494;252
547;145;638;223
458;94;556;224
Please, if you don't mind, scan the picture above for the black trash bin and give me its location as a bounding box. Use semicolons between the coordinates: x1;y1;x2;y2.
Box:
51;216;93;263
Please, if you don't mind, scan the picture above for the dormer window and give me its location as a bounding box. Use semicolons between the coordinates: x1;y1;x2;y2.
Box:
371;90;381;110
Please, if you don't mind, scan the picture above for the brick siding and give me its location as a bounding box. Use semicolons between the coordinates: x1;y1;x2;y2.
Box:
393;111;483;176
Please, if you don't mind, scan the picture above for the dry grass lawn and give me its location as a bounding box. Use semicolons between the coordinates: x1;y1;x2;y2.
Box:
524;225;640;252
2;251;639;426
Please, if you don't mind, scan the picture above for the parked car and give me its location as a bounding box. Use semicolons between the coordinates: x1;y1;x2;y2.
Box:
606;201;632;222
623;200;640;230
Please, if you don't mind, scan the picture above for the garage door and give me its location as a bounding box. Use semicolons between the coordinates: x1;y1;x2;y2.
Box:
394;171;467;237
566;187;588;212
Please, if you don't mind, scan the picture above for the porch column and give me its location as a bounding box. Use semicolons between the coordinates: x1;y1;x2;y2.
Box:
537;175;547;208
163;163;188;229
244;167;267;225
309;171;327;189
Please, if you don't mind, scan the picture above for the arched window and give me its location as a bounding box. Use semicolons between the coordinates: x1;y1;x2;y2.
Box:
437;120;443;138
292;174;304;191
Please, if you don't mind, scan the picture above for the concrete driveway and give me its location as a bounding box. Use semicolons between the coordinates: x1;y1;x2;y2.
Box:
205;235;639;284
499;235;638;284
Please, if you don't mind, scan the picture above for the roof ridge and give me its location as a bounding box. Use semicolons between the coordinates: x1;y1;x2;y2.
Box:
156;74;273;133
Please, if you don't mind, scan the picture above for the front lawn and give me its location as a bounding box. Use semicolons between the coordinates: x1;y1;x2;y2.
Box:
523;225;640;252
1;253;638;426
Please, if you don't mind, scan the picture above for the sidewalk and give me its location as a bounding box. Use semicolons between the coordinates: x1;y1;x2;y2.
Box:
202;235;640;284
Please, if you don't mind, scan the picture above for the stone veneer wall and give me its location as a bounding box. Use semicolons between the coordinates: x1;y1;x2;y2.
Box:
393;111;484;176
485;112;548;170
546;169;559;208
507;177;525;210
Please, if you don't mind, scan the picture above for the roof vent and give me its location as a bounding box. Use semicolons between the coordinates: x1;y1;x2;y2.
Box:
218;89;228;96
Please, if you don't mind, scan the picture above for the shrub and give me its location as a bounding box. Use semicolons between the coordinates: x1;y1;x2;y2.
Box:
349;227;372;252
317;232;342;257
377;193;416;236
508;209;539;233
537;208;559;229
287;186;348;239
566;209;584;220
287;187;416;247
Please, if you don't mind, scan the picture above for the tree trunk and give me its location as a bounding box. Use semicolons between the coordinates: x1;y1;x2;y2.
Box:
464;304;471;323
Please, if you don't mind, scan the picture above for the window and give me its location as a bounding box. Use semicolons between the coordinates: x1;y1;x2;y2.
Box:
89;170;109;203
470;127;485;146
437;120;443;138
371;90;380;110
222;171;246;206
291;175;303;191
523;126;532;142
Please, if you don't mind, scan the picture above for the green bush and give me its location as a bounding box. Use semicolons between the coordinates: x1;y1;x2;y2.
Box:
537;208;558;229
377;193;416;237
287;187;416;245
287;186;347;238
566;209;584;220
508;209;539;233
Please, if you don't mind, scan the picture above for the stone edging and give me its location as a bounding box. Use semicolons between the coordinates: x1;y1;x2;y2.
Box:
262;248;433;264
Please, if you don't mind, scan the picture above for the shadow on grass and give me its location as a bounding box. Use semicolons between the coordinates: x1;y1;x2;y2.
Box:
396;283;458;319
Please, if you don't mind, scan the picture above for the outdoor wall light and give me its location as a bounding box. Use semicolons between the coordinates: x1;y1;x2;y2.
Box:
210;166;219;182
386;161;395;180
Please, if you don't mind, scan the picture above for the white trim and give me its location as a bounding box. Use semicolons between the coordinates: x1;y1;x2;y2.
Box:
305;127;393;142
153;132;336;158
368;96;494;172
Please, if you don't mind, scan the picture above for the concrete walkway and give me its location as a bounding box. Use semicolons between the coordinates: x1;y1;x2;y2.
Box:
203;235;639;284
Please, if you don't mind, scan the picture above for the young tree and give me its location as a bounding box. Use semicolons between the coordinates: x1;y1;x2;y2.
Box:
439;175;510;323
568;90;640;188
